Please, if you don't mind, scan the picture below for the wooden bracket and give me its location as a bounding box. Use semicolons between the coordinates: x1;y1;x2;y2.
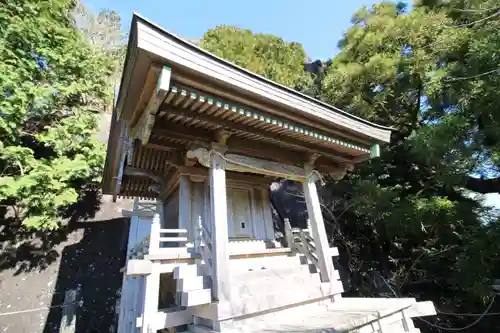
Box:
308;153;321;165
214;129;233;145
330;164;354;181
130;66;171;145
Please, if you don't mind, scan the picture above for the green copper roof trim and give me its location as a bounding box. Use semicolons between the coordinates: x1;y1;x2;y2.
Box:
156;66;171;93
168;86;374;154
370;144;380;158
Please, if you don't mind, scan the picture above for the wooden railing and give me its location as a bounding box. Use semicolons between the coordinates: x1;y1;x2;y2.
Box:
300;228;319;266
285;218;319;268
135;214;189;255
196;216;213;279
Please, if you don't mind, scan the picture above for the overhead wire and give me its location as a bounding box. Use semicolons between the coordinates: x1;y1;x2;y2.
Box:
0;300;82;316
416;297;496;331
449;6;500;13
443;68;500;82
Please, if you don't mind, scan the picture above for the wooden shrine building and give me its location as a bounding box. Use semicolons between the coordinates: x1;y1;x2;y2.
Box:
102;14;436;333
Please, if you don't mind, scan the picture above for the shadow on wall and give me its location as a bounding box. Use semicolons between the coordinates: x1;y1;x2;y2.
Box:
0;189;130;274
42;218;128;333
0;112;121;274
0;189;132;333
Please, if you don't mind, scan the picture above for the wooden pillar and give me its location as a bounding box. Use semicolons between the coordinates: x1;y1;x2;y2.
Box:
178;175;192;243
191;179;206;253
141;214;161;332
141;263;160;333
209;149;231;302
302;165;334;283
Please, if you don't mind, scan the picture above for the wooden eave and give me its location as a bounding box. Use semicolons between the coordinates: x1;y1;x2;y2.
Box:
102;13;393;199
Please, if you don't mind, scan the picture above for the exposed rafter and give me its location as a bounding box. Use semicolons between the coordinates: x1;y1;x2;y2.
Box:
130;66;171;144
158;169;180;201
124;166;166;186
160;107;356;164
164;86;373;153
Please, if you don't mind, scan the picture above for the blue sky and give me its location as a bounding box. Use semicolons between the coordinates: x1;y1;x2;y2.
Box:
84;0;390;60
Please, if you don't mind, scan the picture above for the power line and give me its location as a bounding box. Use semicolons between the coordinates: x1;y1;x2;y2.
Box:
444;68;500;82
380;274;497;331
416;297;496;332
445;10;500;28
438;309;500;317
0;300;82;317
450;6;500;13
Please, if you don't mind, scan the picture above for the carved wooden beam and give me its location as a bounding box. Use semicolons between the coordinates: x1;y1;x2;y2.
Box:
154;127;212;146
228;137;308;165
123;166;166;186
144;142;177;152
152;125;308;166
179;166;271;186
186;148;307;181
130;66;171;144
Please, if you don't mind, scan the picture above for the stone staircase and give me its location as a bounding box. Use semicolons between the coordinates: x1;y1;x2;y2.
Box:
135;250;435;333
227;253;343;316
173;264;212;307
183;297;435;333
171;251;344;328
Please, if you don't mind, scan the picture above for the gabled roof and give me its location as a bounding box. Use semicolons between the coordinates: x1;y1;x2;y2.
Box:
102;14;393;198
115;13;392;144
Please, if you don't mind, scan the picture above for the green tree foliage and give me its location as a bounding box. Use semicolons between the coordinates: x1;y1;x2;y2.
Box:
319;1;500;330
200;26;312;89
200;2;500;330
316;1;500;327
0;0;115;229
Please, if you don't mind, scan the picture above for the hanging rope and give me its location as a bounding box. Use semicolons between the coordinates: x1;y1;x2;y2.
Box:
205;149;326;185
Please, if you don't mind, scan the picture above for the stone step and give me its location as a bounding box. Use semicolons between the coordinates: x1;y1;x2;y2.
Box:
231;269;327;298
229;254;303;273
173;264;208;279
188;324;216;333
181;288;212;307
231;265;319;290
229;280;344;317
177;275;212;292
231;264;341;288
228;240;283;254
